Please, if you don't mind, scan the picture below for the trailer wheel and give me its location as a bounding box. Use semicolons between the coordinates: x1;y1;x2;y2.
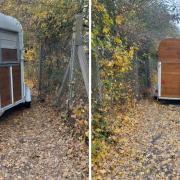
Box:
25;102;31;108
153;96;158;101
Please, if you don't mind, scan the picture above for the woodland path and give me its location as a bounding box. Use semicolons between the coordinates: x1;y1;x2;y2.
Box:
0;98;88;179
97;100;180;179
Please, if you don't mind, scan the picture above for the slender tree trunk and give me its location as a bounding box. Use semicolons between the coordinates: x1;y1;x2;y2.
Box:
38;42;45;101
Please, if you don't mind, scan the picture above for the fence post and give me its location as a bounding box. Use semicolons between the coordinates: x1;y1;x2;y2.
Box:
75;14;89;96
38;42;45;101
134;57;140;99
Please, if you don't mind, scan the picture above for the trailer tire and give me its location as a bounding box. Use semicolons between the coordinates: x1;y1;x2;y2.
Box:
25;102;31;108
153;96;158;101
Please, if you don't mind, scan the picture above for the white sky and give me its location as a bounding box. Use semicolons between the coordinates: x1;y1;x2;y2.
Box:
174;0;180;29
177;23;180;29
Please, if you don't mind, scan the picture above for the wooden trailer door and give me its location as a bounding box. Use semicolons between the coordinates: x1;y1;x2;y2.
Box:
159;39;180;98
0;30;22;108
12;65;22;102
0;67;11;107
161;63;180;98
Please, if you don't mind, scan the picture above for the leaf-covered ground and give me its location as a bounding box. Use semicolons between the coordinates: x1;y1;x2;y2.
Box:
93;100;180;179
0;99;88;179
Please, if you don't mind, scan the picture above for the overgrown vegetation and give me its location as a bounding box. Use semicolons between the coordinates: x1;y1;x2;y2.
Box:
92;0;180;177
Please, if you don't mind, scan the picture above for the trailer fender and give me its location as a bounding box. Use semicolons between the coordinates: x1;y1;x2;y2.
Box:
0;110;3;117
25;85;31;103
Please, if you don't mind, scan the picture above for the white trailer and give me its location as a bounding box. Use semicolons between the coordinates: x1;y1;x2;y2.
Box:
0;13;31;116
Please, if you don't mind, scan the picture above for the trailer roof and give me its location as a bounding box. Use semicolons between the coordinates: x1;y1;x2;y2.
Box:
0;13;22;33
159;38;180;63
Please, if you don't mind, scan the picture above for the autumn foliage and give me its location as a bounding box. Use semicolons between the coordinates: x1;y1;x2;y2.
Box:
92;0;180;178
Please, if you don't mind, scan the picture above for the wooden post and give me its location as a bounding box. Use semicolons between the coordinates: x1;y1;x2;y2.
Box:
55;62;70;105
134;57;140;99
68;14;89;108
38;43;43;101
68;38;76;108
75;14;89;97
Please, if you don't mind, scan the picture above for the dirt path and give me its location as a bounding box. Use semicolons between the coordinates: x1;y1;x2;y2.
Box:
119;100;180;179
0;100;88;179
97;100;180;179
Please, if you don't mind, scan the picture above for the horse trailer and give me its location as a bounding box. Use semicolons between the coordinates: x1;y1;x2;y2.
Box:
0;13;31;117
156;38;180;100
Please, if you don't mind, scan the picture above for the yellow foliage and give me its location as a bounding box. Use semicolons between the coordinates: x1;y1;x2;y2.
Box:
151;70;157;86
93;0;105;12
92;140;110;164
25;79;35;89
114;37;122;44
103;27;110;34
114;128;121;134
116;15;124;25
111;49;134;73
118;138;127;144
24;49;36;61
95;128;102;132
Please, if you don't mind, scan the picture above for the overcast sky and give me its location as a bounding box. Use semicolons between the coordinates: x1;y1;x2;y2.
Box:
177;23;180;29
174;0;180;29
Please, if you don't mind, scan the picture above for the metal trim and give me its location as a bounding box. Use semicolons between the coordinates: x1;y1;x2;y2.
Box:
158;62;161;97
0;99;25;114
10;66;14;104
159;97;180;100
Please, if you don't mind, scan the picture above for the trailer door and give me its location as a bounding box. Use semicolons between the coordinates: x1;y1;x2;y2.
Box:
161;63;180;98
0;30;22;108
0;67;11;107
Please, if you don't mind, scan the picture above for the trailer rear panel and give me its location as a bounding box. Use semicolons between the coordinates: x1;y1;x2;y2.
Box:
161;63;180;97
0;30;22;108
158;39;180;98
